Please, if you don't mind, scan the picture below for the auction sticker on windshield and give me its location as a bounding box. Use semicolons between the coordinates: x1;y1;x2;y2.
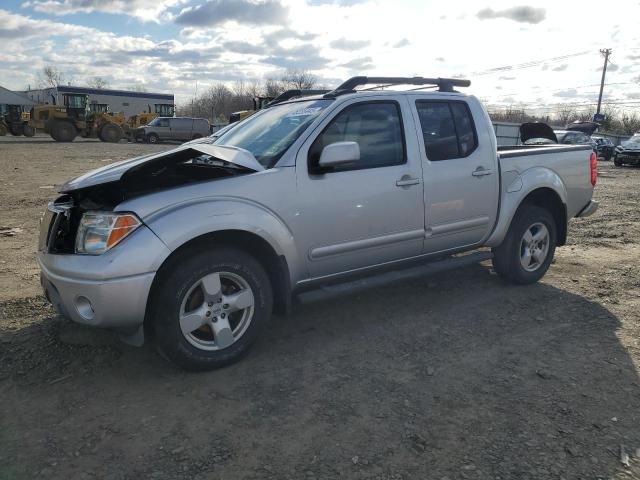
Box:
285;107;323;117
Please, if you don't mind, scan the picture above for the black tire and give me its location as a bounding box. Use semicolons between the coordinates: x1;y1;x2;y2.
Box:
192;133;203;140
50;120;76;142
22;124;35;137
492;204;557;285
613;154;622;166
0;123;7;136
150;247;273;371
147;133;159;144
100;123;123;143
9;124;24;136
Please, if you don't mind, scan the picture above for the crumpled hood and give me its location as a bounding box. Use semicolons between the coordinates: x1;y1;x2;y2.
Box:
60;144;264;193
566;121;599;136
618;139;640;151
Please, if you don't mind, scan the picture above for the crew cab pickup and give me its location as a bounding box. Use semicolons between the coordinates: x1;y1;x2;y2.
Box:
38;76;599;370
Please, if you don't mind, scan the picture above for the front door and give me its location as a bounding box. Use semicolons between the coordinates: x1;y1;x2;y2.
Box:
295;97;425;278
411;98;499;253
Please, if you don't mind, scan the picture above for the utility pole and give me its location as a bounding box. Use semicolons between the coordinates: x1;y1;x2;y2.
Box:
596;48;612;115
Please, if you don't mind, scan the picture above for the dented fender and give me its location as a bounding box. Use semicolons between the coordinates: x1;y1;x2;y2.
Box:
134;195;304;284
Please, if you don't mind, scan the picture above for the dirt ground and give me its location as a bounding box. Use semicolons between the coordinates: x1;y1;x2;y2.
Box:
1;134;640;480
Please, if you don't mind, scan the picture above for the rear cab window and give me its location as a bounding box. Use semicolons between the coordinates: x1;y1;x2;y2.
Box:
415;100;478;161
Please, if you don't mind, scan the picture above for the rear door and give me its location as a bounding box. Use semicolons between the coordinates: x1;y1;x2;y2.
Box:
411;97;499;253
294;96;426;278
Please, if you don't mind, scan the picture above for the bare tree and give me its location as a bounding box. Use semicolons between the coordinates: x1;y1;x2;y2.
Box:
39;66;65;89
553;104;578;127
619;111;640;135
281;69;317;90
87;77;109;89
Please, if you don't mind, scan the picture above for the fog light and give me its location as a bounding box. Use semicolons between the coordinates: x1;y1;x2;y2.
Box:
75;296;95;321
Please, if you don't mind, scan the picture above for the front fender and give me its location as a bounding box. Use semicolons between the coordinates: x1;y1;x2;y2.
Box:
143;197;303;282
485;166;567;247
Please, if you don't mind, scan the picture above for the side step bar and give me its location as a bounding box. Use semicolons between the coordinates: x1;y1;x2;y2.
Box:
296;250;493;305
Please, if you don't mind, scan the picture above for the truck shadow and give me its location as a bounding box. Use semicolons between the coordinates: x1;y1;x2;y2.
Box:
1;264;639;479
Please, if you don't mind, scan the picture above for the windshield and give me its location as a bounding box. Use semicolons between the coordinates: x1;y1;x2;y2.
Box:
216;99;332;168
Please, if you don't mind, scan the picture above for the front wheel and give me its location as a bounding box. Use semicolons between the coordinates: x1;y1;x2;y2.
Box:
150;247;273;371
147;133;159;144
613;154;622;166
492;204;557;285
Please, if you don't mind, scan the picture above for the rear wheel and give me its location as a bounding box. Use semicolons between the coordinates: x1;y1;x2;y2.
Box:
492;204;557;285
50;120;77;142
100;123;123;143
151;247;273;371
192;133;203;140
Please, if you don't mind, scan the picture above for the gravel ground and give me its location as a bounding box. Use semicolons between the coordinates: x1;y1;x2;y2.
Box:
1;134;640;480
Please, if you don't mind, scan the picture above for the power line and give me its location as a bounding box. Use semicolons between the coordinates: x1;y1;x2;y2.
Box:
471;50;591;76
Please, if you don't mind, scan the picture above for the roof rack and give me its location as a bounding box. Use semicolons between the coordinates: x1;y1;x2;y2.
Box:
266;89;331;107
325;76;471;97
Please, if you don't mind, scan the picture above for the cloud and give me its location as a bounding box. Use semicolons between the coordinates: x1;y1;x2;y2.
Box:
435;57;445;62
551;63;568;72
553;88;578;98
263;43;330;70
174;0;289;27
329;38;370;50
0;8;94;38
393;38;410;48
477;6;546;24
306;0;368;5
23;0;185;22
498;75;516;80
340;56;374;70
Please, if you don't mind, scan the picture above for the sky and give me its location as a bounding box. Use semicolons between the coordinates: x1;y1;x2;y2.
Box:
1;0;640;112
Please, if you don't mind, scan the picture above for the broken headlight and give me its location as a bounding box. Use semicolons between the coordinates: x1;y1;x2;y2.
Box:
75;212;141;254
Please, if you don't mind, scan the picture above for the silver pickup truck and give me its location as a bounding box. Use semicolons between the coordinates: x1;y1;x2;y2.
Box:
38;76;598;370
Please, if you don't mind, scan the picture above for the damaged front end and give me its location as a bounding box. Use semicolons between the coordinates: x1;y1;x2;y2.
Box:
41;145;264;255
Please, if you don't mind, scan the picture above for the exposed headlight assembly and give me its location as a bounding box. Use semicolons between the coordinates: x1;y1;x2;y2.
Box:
76;212;141;254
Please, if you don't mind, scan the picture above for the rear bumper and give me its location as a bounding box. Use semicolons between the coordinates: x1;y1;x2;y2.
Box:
577;200;598;218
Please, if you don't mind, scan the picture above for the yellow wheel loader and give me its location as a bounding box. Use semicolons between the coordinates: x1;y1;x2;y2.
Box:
29;94;124;142
0;105;34;137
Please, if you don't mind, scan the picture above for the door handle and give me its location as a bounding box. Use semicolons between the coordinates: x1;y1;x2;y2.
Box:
396;177;421;187
472;167;493;177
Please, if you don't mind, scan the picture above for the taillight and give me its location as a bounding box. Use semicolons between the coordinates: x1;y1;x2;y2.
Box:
590;152;598;187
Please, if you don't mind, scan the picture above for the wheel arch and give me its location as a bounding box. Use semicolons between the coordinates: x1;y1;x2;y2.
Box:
486;169;568;248
145;229;292;335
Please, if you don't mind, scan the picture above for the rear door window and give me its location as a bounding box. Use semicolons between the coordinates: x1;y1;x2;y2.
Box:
415;101;478;161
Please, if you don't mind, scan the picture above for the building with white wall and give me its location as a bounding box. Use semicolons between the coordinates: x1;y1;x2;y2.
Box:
20;85;174;117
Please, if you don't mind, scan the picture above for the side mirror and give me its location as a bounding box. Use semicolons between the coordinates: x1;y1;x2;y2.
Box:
318;141;360;170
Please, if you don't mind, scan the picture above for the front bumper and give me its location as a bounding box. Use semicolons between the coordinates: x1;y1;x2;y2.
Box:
38;225;171;332
40;266;155;332
615;150;640;162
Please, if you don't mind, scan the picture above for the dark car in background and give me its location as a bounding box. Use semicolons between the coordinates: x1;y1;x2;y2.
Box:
593;137;615;161
614;133;640;166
